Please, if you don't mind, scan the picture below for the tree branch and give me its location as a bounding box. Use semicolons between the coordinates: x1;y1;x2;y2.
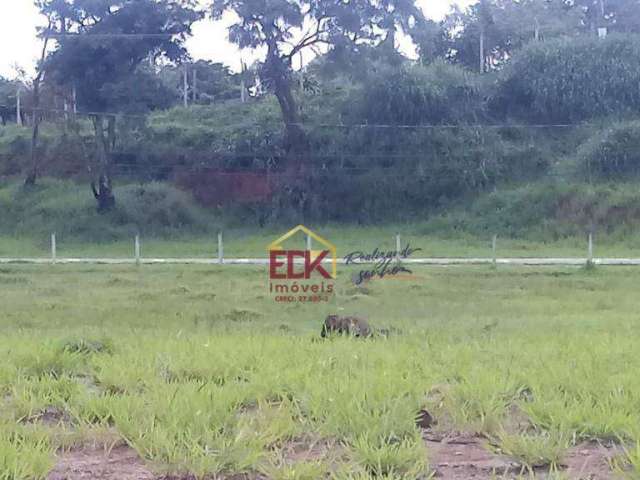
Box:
285;17;330;59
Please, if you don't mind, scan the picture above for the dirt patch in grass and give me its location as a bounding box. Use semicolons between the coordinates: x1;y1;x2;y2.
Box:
47;444;155;480
280;436;341;463
158;475;263;480
561;442;623;479
424;431;518;479
24;405;74;427
424;431;624;479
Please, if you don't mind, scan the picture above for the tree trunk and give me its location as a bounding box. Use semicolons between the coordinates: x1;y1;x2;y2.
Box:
24;118;40;187
25;83;42;187
274;74;309;166
24;22;52;187
265;42;309;166
479;27;485;73
91;115;116;213
263;42;315;222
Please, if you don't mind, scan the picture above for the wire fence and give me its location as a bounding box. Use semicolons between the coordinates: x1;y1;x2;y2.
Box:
2;231;638;267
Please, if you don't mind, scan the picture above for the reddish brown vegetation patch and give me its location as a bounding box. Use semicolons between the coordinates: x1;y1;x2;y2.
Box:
176;169;273;207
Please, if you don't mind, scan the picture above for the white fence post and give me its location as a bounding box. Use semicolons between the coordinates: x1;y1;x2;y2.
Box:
50;233;56;264
492;234;497;266
306;234;312;251
135;234;141;266
395;233;401;263
588;232;593;264
218;232;224;264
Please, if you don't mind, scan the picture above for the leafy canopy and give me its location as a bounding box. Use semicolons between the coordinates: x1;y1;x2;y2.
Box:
40;0;202;112
212;0;423;57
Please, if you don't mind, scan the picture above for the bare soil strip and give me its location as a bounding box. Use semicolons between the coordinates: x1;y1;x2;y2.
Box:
46;434;623;480
423;432;623;479
424;432;519;479
47;444;155;480
562;442;624;480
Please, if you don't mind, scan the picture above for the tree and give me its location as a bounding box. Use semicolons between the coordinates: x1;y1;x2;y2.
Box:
574;0;640;34
39;0;201;212
0;77;19;125
25;19;53;187
158;61;240;105
440;0;582;71
211;0;424;171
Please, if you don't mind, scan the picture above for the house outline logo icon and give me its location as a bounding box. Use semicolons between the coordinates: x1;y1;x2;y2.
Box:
267;225;337;279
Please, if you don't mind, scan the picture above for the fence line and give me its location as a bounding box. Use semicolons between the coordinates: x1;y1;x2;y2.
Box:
0;257;639;266
0;232;635;266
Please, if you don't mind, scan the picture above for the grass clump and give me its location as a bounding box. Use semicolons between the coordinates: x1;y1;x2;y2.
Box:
59;338;114;355
492;431;569;471
348;433;428;478
0;425;53;480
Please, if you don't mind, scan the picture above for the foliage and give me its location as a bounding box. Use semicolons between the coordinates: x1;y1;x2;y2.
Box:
355;60;484;125
4;5;640;224
439;0;583;70
0;78;20;125
210;0;424;162
421;182;640;238
42;0;201;114
577;120;640;179
0;179;216;241
493;35;640;122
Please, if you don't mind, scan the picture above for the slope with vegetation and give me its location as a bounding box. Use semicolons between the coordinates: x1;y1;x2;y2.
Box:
2;1;640;238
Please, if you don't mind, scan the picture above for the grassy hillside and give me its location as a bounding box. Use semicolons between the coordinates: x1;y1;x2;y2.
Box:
423;182;640;239
3;179;640;258
0;178;218;242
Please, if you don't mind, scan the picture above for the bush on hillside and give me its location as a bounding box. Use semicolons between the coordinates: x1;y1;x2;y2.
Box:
356;60;484;125
112;183;214;232
493;35;640;122
577;121;640;179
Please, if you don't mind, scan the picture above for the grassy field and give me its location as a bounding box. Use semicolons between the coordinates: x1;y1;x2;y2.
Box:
1;262;640;479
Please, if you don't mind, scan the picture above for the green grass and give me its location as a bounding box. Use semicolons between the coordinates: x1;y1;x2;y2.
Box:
0;263;639;478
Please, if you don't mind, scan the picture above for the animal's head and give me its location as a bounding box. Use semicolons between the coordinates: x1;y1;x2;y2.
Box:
321;315;342;338
324;315;340;329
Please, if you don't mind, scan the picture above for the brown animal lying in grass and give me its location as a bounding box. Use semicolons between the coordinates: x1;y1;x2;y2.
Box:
321;314;373;338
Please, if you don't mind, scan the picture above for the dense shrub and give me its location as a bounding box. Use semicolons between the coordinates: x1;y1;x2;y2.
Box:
112;183;214;232
146;100;284;167
356;60;484;125
493;35;640;122
577;121;640;179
